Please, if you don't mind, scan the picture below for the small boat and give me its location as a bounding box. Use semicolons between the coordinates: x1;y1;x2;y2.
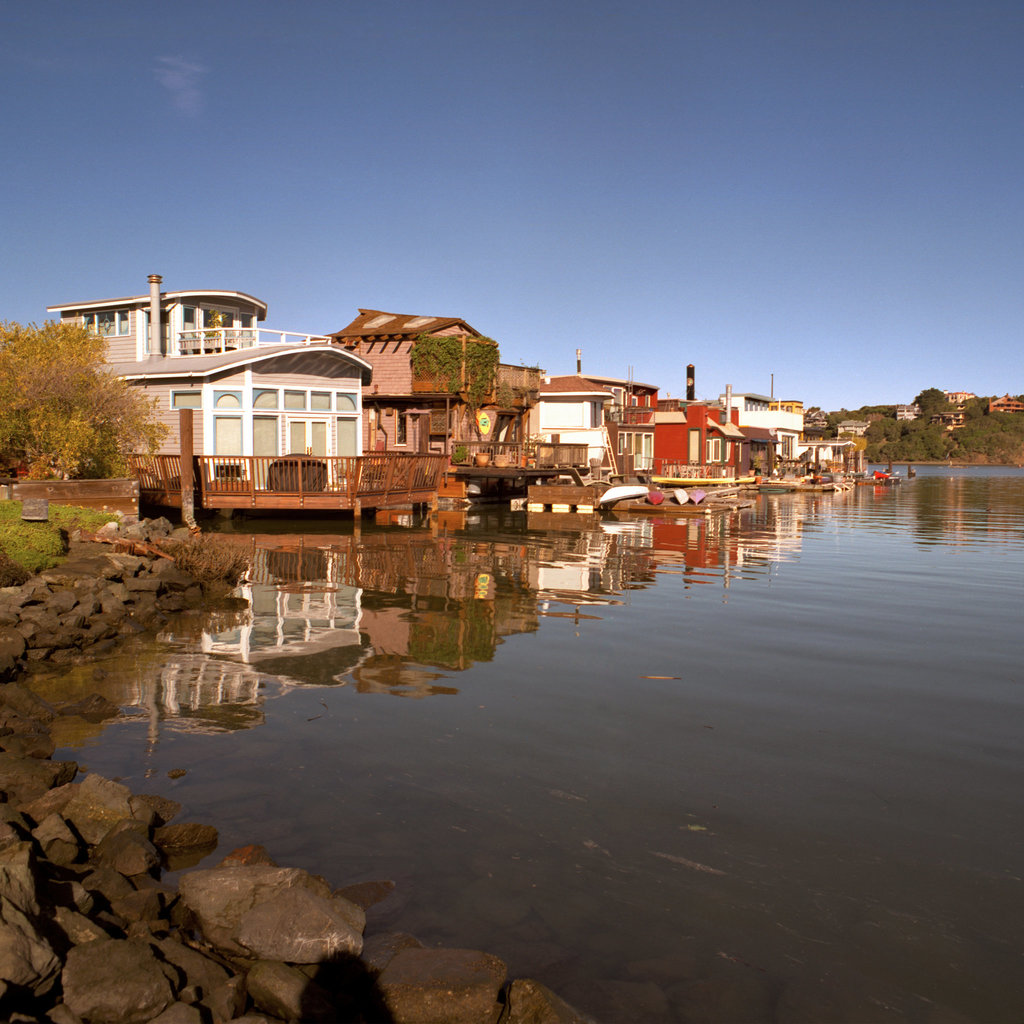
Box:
646;490;665;505
672;488;689;505
596;484;650;508
689;488;707;505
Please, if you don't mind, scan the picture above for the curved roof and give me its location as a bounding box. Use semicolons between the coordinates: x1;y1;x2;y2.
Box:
110;343;373;385
48;288;269;320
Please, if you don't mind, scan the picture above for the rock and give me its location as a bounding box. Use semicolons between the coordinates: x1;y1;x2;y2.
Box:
32;813;81;866
92;826;161;878
152;822;219;855
148;1003;204;1024
178;864;362;958
62;773;134;845
0;626;27;664
217;844;277;868
503;977;594;1023
377;947;507;1024
245;958;337;1022
53;904;113;946
61;938;175;1024
0;857;61;994
56;694;120;723
0;752;77;806
361;931;424;974
151;936;231;1016
235;885;365;962
0;682;56;724
130;792;182;827
79;865;138;905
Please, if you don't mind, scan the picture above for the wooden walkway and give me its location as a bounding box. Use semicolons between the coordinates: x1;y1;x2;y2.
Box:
129;453;448;513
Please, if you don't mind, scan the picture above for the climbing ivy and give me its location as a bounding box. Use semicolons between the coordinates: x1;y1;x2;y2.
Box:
412;334;498;406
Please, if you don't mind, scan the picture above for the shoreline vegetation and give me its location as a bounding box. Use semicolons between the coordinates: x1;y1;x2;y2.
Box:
0;510;590;1023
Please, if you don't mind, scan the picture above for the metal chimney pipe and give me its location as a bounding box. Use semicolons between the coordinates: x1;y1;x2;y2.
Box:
148;274;162;356
686;364;695;401
725;384;732;419
576;348;582;374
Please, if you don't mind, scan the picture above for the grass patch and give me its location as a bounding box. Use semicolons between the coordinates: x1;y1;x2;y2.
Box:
0;500;118;575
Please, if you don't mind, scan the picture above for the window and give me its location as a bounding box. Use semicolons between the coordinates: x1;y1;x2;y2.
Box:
83;310;131;336
311;392;331;411
239;313;253;328
396;413;407;445
706;436;722;462
183;306;197;330
172;391;202;409
336;393;357;411
284;391;306;410
204;309;234;328
253;416;278;456
253;389;278;409
214;391;242;409
215;417;242;456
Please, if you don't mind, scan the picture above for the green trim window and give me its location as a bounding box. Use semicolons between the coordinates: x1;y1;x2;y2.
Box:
83;310;131;337
311;391;331;411
284;390;306;410
171;391;202;409
335;393;357;412
214;391;242;409
253;389;278;409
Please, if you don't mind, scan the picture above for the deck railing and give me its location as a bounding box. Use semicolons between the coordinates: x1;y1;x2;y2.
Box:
129;452;447;510
174;329;329;357
650;460;737;480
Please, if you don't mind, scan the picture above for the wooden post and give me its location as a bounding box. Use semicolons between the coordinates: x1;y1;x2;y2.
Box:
179;409;198;531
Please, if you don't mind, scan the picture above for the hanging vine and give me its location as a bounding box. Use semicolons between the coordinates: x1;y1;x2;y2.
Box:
412;333;498;406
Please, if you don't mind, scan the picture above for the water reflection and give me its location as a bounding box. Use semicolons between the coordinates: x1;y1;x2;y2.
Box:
35;472;1024;1024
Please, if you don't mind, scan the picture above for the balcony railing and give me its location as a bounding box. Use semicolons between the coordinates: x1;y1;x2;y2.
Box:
175;329;329;357
606;404;655;425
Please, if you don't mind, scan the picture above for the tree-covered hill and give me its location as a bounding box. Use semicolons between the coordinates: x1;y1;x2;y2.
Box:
826;389;1024;464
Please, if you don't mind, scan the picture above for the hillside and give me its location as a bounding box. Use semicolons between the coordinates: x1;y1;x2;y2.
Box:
826;390;1024;464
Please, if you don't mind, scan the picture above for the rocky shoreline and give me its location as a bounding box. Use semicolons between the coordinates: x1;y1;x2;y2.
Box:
0;519;589;1023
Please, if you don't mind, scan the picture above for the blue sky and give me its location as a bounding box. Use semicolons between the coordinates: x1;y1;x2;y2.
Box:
2;0;1021;411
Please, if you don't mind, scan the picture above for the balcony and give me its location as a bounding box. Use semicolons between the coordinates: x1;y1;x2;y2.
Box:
605;404;655;425
175;328;329;357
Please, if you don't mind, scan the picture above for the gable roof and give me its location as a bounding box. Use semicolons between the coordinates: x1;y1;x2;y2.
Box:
109;343;373;385
539;375;613;398
330;308;482;342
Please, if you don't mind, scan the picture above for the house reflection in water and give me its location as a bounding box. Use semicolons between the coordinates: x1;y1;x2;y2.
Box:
132;512;809;735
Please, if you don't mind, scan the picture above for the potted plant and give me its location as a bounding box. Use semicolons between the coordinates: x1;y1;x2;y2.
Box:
452;444;468;465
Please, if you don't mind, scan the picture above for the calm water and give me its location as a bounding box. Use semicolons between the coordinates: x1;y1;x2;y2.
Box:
35;467;1024;1023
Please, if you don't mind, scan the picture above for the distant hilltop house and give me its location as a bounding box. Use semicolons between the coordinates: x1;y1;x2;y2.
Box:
895;404;921;421
988;394;1024;414
328;308;540;457
837;420;870;436
47;275;371;460
723;393;803;460
801;407;829;437
944;390;976;405
931;410;966;429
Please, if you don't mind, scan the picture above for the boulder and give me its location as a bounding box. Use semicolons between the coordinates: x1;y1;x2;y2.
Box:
178;865;362;959
246;958;338;1022
503;977;594;1023
62;773;135;845
152;822;219;855
92;825;161;878
377;947;507;1024
32;813;81;866
235;885;365;962
0;752;77;806
61;938;175;1024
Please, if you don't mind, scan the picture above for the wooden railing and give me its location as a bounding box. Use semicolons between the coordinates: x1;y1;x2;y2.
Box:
129;453;448;510
650;460;737;480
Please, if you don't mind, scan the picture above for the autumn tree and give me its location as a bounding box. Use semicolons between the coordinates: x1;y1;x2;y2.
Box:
0;321;167;479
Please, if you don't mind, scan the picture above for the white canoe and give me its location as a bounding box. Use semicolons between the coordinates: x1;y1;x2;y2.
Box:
597;485;651;508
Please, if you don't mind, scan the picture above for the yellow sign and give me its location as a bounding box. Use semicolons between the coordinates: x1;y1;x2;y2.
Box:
475;409;493;437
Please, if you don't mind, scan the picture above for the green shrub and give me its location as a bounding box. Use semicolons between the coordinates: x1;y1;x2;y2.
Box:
165;535;251;586
0;544;30;587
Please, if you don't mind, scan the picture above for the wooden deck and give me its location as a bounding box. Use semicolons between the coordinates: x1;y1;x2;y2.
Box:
129;453;448;513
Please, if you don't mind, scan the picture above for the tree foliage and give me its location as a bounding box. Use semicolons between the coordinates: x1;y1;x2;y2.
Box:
0;321;167;479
